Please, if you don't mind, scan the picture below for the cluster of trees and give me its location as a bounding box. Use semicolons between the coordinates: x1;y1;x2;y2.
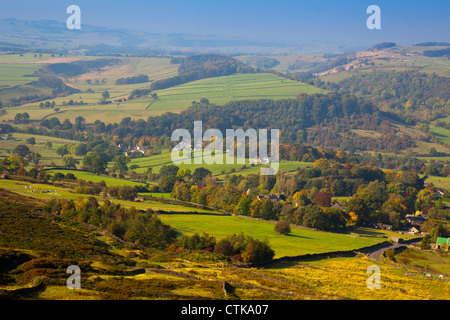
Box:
280;144;344;162
335;70;450;122
35;76;79;97
304;114;416;153
146;54;255;92
42;195;275;264
43;59;119;77
128;88;152;100
107;93;375;149
5;76;78;107
116;74;149;85
370;42;396;50
288;52;356;74
239;56;280;69
13;113;30;124
40;118;71;130
8;94;53;107
422;47;450;58
43;197;176;249
162;157;438;231
39;101;56;109
0;153;28;175
62;99;85;106
173;232;275;264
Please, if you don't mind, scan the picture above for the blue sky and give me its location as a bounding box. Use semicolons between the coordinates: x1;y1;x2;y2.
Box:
1;0;449;45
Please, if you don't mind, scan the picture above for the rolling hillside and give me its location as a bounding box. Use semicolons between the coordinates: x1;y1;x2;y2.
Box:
0;70;327;123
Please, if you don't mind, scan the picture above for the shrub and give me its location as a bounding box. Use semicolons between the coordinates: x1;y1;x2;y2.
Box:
213;238;234;256
242;238;275;264
179;233;216;251
420;234;431;250
274;220;291;235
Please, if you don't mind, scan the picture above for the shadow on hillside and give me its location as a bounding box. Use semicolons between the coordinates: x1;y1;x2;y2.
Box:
285;234;314;240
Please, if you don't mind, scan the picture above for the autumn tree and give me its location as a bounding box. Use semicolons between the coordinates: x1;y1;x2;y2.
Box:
313;191;332;207
274;220;291;235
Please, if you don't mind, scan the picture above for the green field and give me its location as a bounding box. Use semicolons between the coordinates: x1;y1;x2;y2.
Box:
0;179;215;214
44;169;147;187
128;149;311;179
158;214;386;258
0;64;42;86
1;72;327;124
0;53;83;102
148;73;328;111
424;175;450;190
0;132;81;166
395;247;450;275
430;125;450;145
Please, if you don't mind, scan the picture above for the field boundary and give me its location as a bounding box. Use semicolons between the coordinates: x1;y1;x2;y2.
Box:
250;241;393;268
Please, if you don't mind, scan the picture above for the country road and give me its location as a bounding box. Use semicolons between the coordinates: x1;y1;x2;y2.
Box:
366;239;422;261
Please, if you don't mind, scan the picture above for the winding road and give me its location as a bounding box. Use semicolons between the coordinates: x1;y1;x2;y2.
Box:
367;239;422;261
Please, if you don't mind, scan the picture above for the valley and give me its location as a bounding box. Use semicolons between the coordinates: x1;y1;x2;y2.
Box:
0;16;449;303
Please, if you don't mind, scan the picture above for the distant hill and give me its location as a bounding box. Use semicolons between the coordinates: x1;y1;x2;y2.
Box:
423;47;450;58
148;54;255;91
370;42;396;50
414;42;450;47
0;18;295;55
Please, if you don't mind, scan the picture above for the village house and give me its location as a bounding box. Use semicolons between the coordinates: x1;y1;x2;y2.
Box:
435;237;450;251
1;134;15;140
257;194;286;202
433;188;446;197
377;223;393;231
172;141;192;152
250;156;270;165
408;227;420;235
405;213;427;227
331;203;347;211
124;145;145;158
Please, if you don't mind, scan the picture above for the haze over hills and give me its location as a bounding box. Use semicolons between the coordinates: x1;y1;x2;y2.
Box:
0;18;372;55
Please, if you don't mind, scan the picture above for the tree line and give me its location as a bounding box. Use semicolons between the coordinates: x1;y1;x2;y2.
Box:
43;196;274;264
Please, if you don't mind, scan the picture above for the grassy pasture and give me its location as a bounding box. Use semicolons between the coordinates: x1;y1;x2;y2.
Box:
158;214;385;258
148;73;328;111
0;132;80;166
0;64;42;86
0;53;59;63
395;247;450;275
128;149;311;180
0;179;215;213
430;125;450;145
423;175;450;190
44;169;147;187
1;72;327;123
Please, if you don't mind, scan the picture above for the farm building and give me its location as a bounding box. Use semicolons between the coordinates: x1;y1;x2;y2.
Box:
433;188;446;197
377;223;393;231
257;194;286;202
331;203;347;211
125;146;145;158
405;214;427;227
435;237;450;251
